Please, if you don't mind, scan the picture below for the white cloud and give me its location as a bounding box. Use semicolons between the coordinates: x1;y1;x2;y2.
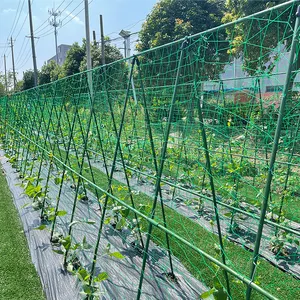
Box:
3;8;16;14
65;10;84;26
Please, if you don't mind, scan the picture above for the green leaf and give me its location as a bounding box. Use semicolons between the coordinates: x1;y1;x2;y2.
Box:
223;212;232;218
21;203;30;209
54;177;62;185
94;272;108;282
120;208;130;218
213;288;228;300
34;224;47;230
200;288;215;299
104;217;111;225
52;249;64;255
213;276;223;290
61;235;71;251
77;268;90;282
56;210;67;217
82;283;92;295
116;217;126;230
82;236;93;250
109;251;125;259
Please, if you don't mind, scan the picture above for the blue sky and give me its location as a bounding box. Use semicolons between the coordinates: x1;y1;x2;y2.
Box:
0;0;158;79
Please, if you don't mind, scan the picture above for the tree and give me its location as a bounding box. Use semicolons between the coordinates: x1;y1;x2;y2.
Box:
222;0;297;76
137;0;225;51
136;0;228;122
14;80;23;92
79;40;123;72
0;71;14;92
223;0;299;127
0;82;5;97
62;42;85;77
39;61;63;85
22;70;36;91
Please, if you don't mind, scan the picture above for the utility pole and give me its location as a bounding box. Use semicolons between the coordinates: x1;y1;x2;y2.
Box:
49;8;62;64
4;54;8;93
100;15;105;65
28;0;38;86
92;30;96;46
84;0;92;71
10;37;16;90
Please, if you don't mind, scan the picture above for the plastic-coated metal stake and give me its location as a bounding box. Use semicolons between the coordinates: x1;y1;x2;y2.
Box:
35;85;58;182
102;63;145;248
195;85;232;298
50;78;84;238
136;56;174;276
276;114;300;234
136;39;188;300
88;60;143;289
246;5;300;299
188;54;232;296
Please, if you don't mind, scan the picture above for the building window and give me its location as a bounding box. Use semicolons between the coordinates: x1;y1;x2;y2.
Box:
266;85;283;92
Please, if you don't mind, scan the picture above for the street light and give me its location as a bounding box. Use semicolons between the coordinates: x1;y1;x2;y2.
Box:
119;30;131;58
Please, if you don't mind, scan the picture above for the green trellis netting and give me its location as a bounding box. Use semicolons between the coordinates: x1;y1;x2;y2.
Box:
0;1;300;299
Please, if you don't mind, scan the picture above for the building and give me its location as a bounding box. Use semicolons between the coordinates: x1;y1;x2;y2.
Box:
47;44;71;66
204;51;300;95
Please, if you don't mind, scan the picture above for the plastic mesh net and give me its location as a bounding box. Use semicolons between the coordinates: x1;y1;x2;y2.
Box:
0;1;300;299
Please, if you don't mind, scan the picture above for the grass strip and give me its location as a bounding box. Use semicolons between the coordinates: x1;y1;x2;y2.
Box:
0;164;45;300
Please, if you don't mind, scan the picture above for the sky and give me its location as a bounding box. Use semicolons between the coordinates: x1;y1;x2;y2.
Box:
0;0;158;79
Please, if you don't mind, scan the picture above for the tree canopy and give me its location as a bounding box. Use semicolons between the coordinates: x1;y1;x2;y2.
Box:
222;0;296;76
22;70;36;91
63;42;86;77
137;0;225;52
79;41;123;72
0;82;5;97
39;61;63;85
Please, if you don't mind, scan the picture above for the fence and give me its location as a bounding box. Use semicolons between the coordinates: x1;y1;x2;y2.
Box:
0;1;300;299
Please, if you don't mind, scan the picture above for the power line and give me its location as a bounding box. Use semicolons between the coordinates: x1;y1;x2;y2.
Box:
17;39;40;70
6;0;23;42
15;38;30;65
39;0;94;39
34;0;74;36
1;0;23;58
15;10;29;40
10;0;26;39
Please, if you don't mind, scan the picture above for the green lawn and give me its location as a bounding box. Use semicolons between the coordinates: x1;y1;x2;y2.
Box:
0;165;45;299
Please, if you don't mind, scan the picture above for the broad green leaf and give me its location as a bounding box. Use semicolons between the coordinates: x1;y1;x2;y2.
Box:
34;224;47;230
94;272;108;282
116;217;126;230
54;177;62;185
61;235;71;250
200;288;215;299
109;251;125;259
57;210;67;217
77;268;90;282
223;212;232;218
